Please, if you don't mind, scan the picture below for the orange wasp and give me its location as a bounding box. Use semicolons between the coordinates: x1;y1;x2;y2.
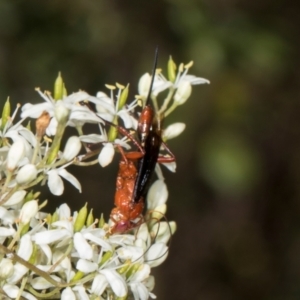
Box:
109;49;175;233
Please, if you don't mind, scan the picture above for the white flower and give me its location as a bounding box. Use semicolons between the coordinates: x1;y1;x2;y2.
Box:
47;168;81;196
96;87;138;129
138;73;172;98
79;127;131;168
21;90;107;136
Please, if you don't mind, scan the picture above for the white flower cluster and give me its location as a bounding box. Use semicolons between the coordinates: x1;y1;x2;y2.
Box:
0;57;209;299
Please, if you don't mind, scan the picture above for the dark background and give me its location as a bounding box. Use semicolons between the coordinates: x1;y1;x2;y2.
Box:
1;0;300;299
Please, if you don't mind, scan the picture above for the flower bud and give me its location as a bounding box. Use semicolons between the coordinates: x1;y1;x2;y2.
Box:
62;136;82;161
86;209;94;226
19;200;38;225
6;140;25;171
118;84;129;110
74;203;88;233
98;213;105;228
174;81;192;105
54;72;64;100
1;97;11;131
167;56;176;83
0;258;14;279
16;164;37;185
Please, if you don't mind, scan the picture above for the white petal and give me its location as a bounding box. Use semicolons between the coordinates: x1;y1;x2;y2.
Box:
183;74;210;85
58;169;82;193
147;180;168;210
87;95;116;114
118;110;134;129
76;259;98;273
63;91;90;104
79;134;106;144
21;102;53;119
0;207;15;224
72;286;90;300
130;264;151;282
17;234;33;260
40;244;52;265
6;139;25;170
4;190;26;206
130;282;149;300
163;123;186;140
145;243;168;267
149;204;167;222
46;117;58;136
61;287;76;300
18;127;37;147
52;220;73;232
7;263;28;284
57;203;71;219
100;269;127;297
33;229;71;245
0;226;16;237
74;232;93;260
31;276;59;289
91;274;108;296
174;81;192;105
53;250;71;271
152;81;172;96
3;284;20;298
69;105;100;123
47;170;64;196
150;221;176;244
117;246;144;261
138;73;151;98
162;161;176;172
98;143;115;167
136;223;151;244
83;232;112;251
114;138;131;150
0;258;14;279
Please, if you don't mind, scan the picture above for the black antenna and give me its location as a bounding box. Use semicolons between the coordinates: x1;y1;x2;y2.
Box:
145;47;158;107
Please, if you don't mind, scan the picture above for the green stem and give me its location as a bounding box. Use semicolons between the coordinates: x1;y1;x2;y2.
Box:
164;102;178;118
158;88;175;116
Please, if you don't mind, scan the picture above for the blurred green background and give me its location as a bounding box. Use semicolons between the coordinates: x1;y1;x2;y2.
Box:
1;0;299;299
